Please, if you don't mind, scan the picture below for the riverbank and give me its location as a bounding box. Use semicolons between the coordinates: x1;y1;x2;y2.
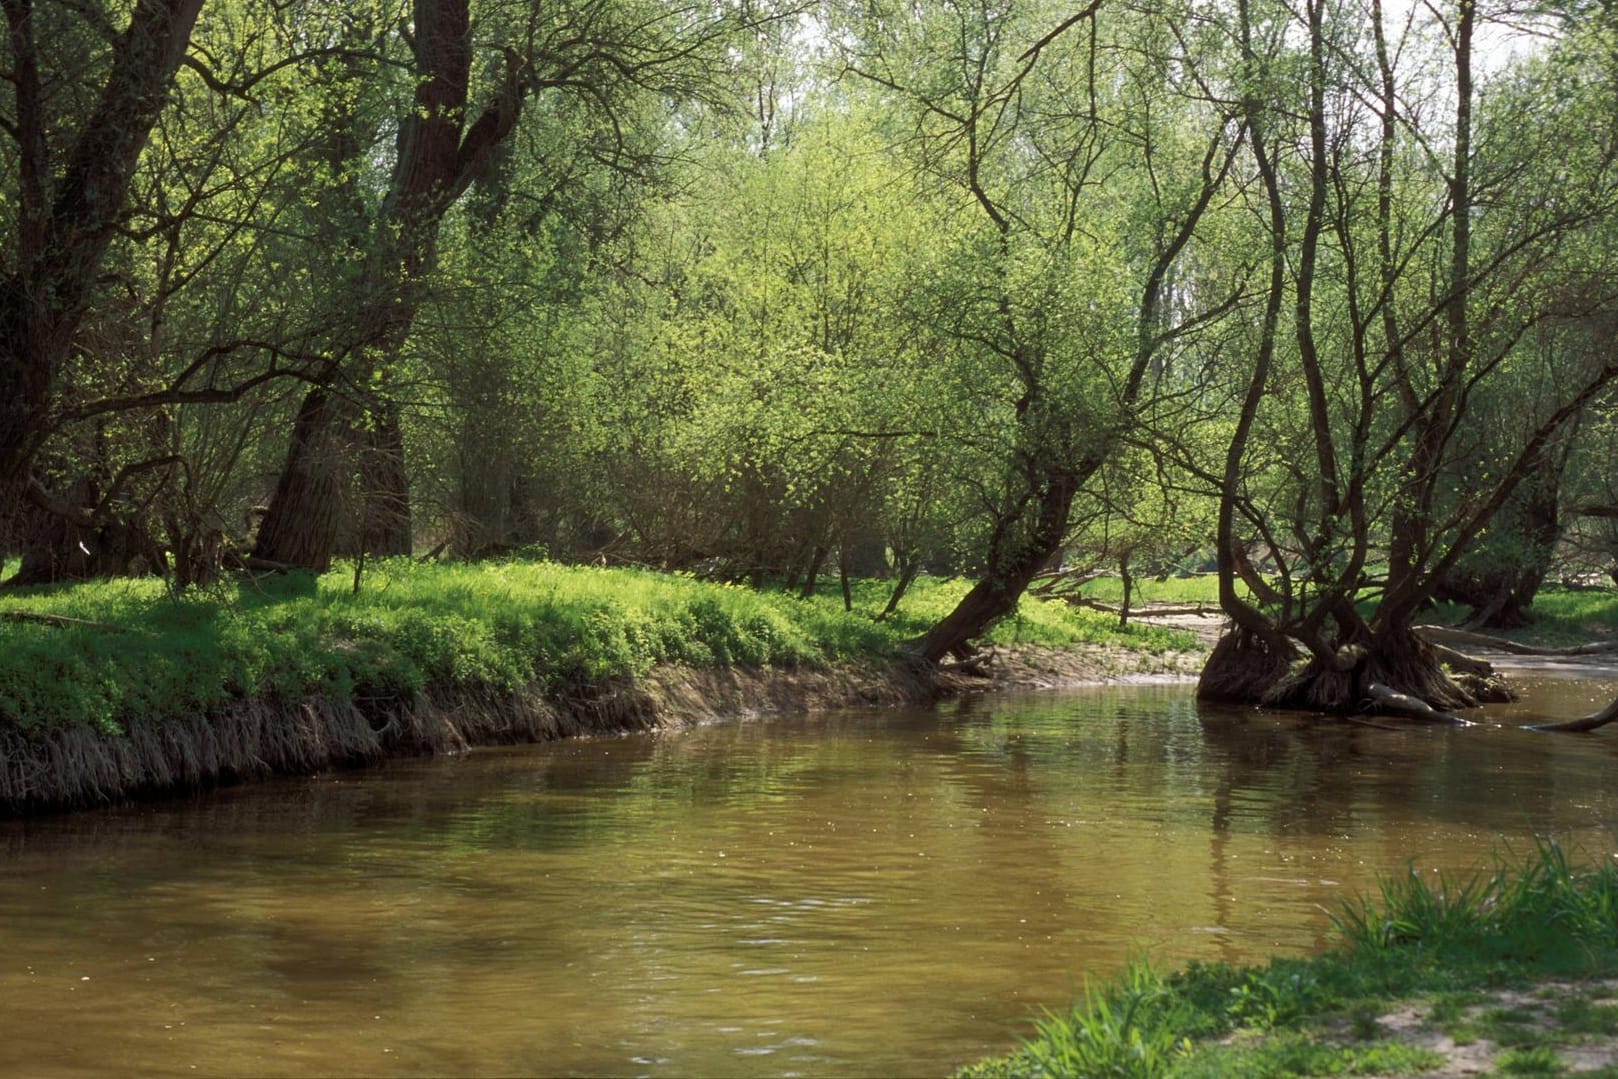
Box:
961;842;1618;1078
0;560;1198;815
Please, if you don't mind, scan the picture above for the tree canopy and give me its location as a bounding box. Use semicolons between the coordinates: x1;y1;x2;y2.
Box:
5;0;1618;714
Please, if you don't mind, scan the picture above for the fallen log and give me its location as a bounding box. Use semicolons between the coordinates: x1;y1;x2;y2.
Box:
1413;625;1618;657
1061;597;1221;618
1363;681;1476;726
1523;694;1618;733
0;610;129;633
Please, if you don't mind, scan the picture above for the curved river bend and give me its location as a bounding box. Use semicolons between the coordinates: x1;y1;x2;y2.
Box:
3;673;1618;1076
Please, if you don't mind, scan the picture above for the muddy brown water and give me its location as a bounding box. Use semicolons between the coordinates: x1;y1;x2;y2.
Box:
4;670;1618;1078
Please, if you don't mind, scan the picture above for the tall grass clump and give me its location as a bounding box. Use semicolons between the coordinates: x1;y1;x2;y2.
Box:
1332;839;1618;973
963;840;1618;1078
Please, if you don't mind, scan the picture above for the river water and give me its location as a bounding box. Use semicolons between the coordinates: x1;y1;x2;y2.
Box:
3;670;1618;1077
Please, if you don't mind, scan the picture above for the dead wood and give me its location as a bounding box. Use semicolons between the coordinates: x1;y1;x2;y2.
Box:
1;610;130;633
1414;624;1618;657
1523;694;1618;733
1068;598;1220;618
940;648;998;678
1028;568;1107;596
1363;682;1476;725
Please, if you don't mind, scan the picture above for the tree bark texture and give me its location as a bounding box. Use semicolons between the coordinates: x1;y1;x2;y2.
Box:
912;464;1078;663
253;0;523;568
0;0;204;488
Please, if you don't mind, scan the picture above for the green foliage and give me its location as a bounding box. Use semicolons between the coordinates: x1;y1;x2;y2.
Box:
1332;839;1618;974
1021;964;1194;1079
1494;1046;1569;1076
1171;1033;1443;1079
963;841;1618;1078
0;560;1192;735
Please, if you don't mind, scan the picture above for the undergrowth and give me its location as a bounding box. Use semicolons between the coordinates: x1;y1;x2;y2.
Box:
961;839;1618;1078
0;560;1194;735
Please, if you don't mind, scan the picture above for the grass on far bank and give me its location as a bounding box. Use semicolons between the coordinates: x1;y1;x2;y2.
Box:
1080;571;1618;646
962;840;1618;1078
0;559;1195;737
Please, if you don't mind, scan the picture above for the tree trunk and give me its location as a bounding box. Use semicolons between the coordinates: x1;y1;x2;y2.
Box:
875;555;919;623
253;0;525;570
251;388;356;572
1198;620;1509;716
0;0;204;484
360;401;412;557
911;465;1078;662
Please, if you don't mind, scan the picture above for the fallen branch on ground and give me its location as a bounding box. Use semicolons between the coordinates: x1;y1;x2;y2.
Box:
1;610;130;633
1414;625;1618;657
1056;597;1221;618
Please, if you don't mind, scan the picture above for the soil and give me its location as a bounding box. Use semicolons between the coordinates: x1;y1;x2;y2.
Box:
1362;980;1618;1076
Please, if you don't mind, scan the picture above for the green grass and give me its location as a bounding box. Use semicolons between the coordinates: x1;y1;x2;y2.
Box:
0;560;1196;736
962;840;1618;1078
1074;574;1225;607
1072;570;1618;647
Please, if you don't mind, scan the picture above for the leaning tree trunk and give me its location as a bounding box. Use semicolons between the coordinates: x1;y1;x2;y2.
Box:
911;464;1078;663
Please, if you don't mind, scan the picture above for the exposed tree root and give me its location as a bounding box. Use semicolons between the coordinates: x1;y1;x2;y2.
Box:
1199;625;1511;721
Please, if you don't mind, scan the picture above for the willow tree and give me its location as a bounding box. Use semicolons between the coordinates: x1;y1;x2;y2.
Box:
1195;0;1618;714
252;0;762;571
0;0;206;574
841;0;1244;661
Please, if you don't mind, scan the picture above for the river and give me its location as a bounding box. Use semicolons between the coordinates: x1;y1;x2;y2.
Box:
3;669;1617;1077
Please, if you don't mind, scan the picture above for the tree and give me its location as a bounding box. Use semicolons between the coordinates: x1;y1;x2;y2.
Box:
1195;0;1618;714
842;0;1244;661
251;0;767;572
0;0;207;573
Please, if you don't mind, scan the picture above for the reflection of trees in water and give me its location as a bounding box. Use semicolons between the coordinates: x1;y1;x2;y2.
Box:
1195;695;1617;847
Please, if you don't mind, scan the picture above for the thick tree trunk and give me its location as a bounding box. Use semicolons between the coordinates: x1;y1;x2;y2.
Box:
911;465;1078;663
251;389;356;572
253;0;524;571
0;0;205;485
1197;621;1510;716
7;478;164;586
360;401;412;557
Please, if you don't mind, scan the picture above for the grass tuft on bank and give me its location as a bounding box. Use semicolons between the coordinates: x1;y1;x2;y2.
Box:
962;840;1618;1078
0;559;1194;737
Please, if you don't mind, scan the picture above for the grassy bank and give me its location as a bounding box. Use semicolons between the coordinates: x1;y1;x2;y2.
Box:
0;560;1194;811
963;841;1618;1078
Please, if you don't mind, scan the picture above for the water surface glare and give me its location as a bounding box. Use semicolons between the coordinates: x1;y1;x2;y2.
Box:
4;676;1618;1076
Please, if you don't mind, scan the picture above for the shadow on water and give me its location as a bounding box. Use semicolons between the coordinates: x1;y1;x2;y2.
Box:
2;675;1617;1076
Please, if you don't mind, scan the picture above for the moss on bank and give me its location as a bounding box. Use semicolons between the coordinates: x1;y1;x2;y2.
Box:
962;841;1618;1078
0;560;1195;813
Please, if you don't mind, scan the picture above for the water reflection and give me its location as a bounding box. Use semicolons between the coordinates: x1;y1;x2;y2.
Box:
2;675;1617;1076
